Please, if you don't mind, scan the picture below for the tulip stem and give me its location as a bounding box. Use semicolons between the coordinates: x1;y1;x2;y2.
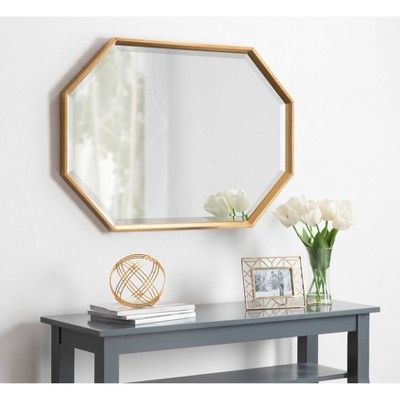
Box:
325;221;328;230
293;226;305;243
305;224;315;239
316;225;321;233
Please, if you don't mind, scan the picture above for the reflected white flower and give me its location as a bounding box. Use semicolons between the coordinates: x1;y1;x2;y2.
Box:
204;189;249;219
223;189;249;213
319;199;336;221
204;194;231;219
332;199;354;230
274;204;301;228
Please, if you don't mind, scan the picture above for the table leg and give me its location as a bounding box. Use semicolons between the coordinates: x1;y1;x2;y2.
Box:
95;338;119;383
297;335;318;383
51;327;75;383
297;335;318;364
347;314;370;383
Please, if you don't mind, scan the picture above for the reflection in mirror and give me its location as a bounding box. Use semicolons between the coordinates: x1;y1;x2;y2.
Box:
70;49;146;222
245;308;305;319
64;39;292;231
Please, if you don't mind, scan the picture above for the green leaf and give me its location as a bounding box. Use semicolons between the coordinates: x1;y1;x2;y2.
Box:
321;226;329;239
327;229;338;247
294;227;310;248
313;232;329;249
302;228;310;245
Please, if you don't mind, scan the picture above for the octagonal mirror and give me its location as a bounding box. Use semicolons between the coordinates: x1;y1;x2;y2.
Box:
61;38;293;232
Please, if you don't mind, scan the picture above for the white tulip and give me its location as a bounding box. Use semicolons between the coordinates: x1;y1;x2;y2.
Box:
319;199;336;221
287;196;308;216
274;204;301;228
204;194;231;219
332;199;354;230
302;199;322;226
223;189;249;213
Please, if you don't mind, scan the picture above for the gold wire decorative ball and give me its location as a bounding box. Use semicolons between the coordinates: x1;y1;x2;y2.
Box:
109;254;166;308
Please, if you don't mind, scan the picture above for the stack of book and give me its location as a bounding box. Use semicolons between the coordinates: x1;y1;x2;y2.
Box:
88;302;196;326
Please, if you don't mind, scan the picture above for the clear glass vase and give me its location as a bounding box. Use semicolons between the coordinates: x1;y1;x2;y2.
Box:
306;247;332;305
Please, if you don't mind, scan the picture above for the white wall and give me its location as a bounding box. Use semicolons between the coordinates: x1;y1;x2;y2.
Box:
0;17;399;383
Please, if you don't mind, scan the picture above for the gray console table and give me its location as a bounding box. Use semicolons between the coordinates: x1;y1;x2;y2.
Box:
41;300;379;383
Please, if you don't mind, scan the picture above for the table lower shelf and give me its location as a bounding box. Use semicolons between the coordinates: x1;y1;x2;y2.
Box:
144;363;347;383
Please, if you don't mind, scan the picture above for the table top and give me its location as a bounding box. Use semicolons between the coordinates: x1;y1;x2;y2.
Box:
41;300;380;337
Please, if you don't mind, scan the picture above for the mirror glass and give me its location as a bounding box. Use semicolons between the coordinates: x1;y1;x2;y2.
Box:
66;43;289;229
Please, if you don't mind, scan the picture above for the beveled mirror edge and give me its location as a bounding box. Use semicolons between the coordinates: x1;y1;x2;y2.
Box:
60;37;294;232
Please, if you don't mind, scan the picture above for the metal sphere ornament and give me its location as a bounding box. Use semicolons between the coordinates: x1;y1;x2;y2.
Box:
109;254;166;308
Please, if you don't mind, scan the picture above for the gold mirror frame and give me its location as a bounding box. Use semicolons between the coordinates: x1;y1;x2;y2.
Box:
60;37;294;232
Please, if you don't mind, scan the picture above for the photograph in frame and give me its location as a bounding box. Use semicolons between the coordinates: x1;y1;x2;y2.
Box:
253;268;293;298
241;256;305;310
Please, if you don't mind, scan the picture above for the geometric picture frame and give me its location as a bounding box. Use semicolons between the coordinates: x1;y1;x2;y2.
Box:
241;256;305;310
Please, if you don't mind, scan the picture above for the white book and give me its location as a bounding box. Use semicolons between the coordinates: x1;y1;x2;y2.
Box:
135;312;195;326
90;302;195;317
88;309;195;321
89;310;196;326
